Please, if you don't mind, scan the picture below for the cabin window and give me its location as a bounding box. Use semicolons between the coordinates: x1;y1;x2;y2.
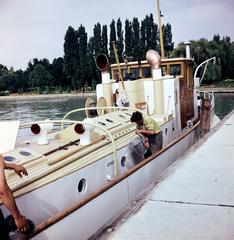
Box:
170;64;181;76
122;69;128;80
142;67;151;78
130;68;139;80
112;69;119;81
162;66;167;76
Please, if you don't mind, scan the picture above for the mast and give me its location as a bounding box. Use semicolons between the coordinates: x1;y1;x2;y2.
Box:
156;0;165;59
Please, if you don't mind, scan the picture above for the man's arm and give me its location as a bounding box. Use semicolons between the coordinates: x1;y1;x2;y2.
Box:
136;129;155;135
0;155;29;233
5;162;28;178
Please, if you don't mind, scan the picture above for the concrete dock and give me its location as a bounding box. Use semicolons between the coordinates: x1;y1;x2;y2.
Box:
109;111;234;240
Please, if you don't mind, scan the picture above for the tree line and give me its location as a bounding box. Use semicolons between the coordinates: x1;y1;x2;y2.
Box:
172;35;234;84
0;14;233;95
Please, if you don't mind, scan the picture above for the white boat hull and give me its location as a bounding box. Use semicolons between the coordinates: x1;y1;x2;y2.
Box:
27;124;199;240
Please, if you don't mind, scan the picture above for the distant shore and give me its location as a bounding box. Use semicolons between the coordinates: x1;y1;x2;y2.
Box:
200;86;234;93
0;92;96;101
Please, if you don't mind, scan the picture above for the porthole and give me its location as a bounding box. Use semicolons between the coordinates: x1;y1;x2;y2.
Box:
121;156;126;167
4;156;16;162
165;128;168;136
78;178;87;194
19;151;32;157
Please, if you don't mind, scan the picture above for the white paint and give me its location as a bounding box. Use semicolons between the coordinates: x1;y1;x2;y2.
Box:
162;77;176;117
0;121;20;154
143;80;154;115
11;126;197;240
152;68;162;79
111;113;234;240
101;72;111;84
96;84;103;100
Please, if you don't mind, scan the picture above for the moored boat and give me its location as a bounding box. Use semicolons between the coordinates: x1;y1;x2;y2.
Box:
0;43;218;239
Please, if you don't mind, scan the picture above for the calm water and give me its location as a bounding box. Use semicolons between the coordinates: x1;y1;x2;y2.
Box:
0;93;233;122
0;96;88;122
214;93;234;119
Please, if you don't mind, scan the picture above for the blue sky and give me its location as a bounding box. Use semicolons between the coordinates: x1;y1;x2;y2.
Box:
0;0;233;69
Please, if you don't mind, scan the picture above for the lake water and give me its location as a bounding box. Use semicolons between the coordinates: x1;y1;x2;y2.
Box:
214;93;234;119
0;96;88;122
0;93;233;122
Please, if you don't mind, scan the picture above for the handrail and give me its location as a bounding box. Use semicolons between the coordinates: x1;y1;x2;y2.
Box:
198;90;215;111
19;119;118;178
194;57;216;87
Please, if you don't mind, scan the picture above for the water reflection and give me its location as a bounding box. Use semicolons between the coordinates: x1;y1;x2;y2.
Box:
0;97;88;122
0;93;233;122
214;93;234;119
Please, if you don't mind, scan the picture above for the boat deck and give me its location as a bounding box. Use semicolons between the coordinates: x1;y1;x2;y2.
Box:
108;110;234;239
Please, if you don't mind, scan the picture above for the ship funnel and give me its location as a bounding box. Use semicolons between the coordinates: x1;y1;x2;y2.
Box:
185;42;191;59
146;50;162;79
31;119;53;145
74;118;95;146
96;54;111;84
96;54;109;72
146;50;161;69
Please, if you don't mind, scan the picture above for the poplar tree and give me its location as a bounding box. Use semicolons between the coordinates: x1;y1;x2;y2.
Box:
125;19;133;58
109;19;116;64
101;25;108;56
117;18;124;62
132;17;141;61
140;19;147;59
64;26;79;90
77;25;88;90
93;23;102;57
163;23;174;57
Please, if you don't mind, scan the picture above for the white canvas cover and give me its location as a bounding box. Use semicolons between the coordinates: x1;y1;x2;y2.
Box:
0;121;20;154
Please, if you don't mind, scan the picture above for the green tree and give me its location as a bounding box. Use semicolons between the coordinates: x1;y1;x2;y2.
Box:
29;64;54;92
163;23;174;57
132;17;141;61
109;19;117;64
125;19;133;58
51;57;66;89
87;37;100;87
140;18;147;59
64;26;79;90
117;18;124;62
101;25;108;56
0;65;9;92
93;23;102;57
77;25;88;90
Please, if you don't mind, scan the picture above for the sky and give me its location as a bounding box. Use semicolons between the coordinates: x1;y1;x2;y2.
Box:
0;0;233;70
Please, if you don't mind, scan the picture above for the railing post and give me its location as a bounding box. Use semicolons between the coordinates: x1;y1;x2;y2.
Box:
200;98;212;137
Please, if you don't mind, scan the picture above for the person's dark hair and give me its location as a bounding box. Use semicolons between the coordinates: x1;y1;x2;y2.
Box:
130;111;143;122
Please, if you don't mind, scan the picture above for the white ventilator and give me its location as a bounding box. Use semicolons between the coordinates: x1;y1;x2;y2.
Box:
31;119;53;145
74;118;95;146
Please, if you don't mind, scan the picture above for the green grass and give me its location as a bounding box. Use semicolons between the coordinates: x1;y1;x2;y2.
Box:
214;79;234;88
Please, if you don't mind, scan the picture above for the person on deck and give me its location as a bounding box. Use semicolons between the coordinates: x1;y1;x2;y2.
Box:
0;154;29;239
130;111;162;157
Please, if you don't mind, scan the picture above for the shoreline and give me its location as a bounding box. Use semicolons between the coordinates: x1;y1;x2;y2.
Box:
0;92;96;101
200;86;234;93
